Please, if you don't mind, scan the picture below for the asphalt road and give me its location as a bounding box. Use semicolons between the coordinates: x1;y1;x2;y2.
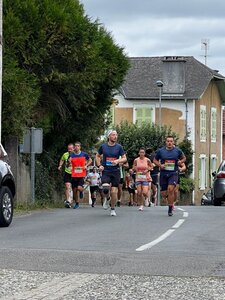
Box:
0;204;225;299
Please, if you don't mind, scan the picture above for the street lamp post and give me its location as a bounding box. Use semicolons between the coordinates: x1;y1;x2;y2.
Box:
156;80;164;128
156;80;163;206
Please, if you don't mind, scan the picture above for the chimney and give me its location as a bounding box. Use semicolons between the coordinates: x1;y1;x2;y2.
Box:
162;56;186;94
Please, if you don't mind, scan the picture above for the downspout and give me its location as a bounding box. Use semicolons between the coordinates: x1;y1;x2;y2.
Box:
185;99;188;138
185;98;194;205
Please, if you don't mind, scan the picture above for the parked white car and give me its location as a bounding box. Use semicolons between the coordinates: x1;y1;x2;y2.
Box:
0;144;16;227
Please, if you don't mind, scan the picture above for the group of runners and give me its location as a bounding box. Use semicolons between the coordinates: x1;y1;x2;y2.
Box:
58;130;186;217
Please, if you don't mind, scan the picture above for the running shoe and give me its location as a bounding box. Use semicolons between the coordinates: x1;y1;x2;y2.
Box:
64;200;71;208
73;203;80;209
168;205;173;216
138;205;144;211
144;199;149;207
110;209;117;216
79;191;83;199
103;197;110;210
117;200;121;207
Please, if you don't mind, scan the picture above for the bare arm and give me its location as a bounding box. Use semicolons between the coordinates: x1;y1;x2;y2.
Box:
113;154;127;166
95;153;102;168
178;154;186;166
58;159;64;171
86;157;92;168
148;159;153;171
132;159;137;172
153;158;164;169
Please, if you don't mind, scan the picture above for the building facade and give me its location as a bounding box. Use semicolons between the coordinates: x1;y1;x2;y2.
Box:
112;56;225;204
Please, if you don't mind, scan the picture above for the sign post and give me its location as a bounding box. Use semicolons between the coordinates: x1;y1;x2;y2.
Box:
21;128;43;203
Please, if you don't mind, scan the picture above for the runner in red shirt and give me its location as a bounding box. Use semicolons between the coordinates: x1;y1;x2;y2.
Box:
69;142;92;209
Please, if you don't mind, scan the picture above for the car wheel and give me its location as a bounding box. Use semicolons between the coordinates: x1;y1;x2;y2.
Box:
213;197;221;206
0;186;13;227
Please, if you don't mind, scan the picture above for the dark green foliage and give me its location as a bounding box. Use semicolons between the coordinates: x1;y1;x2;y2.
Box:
115;121;195;196
179;177;195;193
177;136;195;194
3;0;129;202
177;137;194;177
3;0;129;147
115;121;178;166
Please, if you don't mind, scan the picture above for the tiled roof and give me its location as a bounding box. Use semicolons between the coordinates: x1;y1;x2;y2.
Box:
121;56;225;100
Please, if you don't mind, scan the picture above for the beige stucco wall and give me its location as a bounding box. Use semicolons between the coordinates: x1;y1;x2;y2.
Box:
194;81;222;204
114;107;133;124
159;108;186;142
114;107;185;142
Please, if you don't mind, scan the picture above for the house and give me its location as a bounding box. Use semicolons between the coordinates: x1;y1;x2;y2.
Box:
223;108;225;159
112;56;225;204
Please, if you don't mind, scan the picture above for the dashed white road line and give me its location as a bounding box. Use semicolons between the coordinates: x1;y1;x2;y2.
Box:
172;219;185;229
136;208;189;252
136;229;175;251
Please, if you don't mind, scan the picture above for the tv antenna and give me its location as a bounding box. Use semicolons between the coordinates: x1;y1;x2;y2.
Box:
201;39;210;66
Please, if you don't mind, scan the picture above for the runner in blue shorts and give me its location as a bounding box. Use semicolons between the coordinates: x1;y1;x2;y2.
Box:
153;136;186;216
95;130;127;216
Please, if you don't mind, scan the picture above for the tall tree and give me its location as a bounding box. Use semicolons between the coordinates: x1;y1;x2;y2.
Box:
3;0;129;150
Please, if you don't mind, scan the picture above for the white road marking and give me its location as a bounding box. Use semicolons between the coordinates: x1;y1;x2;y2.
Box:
183;212;189;218
136;207;189;252
177;208;185;212
136;229;175;251
172;219;185;228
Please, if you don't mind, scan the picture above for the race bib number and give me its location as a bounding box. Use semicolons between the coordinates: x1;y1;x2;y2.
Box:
136;172;147;180
91;175;98;186
164;160;175;171
106;157;116;166
74;167;83;173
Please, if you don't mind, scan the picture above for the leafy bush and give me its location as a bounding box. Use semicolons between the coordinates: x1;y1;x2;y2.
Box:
115;121;178;165
179;177;195;193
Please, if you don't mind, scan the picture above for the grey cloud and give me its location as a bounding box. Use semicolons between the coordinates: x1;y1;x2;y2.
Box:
81;0;225;21
80;0;225;75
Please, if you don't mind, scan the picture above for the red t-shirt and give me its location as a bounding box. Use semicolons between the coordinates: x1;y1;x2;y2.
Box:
71;157;86;177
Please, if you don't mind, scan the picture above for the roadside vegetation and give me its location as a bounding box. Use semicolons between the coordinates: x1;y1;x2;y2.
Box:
3;0;129;206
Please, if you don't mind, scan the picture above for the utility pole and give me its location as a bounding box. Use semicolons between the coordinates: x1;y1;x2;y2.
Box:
0;0;2;143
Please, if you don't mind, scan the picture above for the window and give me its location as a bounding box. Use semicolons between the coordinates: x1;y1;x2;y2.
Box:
211;107;217;142
134;106;155;126
199;154;207;190
200;105;206;142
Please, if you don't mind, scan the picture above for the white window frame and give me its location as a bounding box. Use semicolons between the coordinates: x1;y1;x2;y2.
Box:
133;105;155;126
199;154;207;190
211;107;217;143
200;105;206;142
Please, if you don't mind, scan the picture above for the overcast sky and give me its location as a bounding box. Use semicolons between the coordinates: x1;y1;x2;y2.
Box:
80;0;225;75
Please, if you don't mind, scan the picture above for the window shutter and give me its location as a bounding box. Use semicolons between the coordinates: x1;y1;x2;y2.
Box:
198;157;201;189
200;106;206;142
211;108;217;142
205;156;208;188
135;107;153;126
136;108;144;126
